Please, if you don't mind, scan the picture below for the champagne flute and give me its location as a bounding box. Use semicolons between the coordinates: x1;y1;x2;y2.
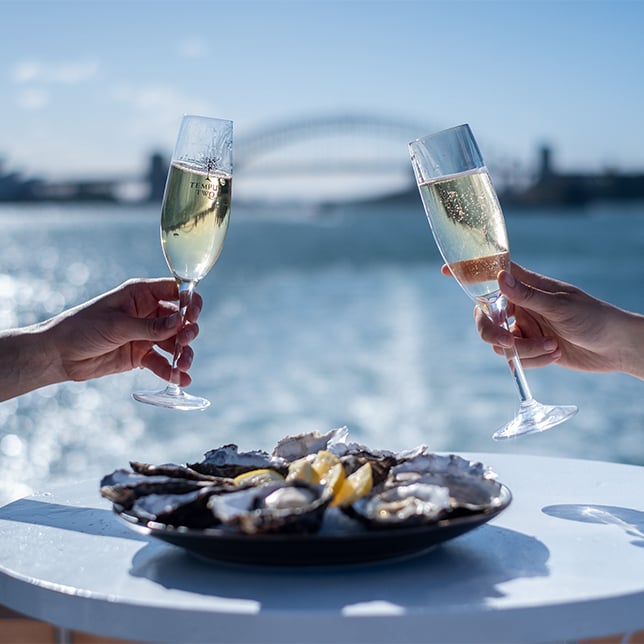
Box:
408;124;577;440
133;114;233;411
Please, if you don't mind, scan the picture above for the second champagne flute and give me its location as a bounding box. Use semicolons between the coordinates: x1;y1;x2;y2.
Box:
133;114;233;411
409;124;577;440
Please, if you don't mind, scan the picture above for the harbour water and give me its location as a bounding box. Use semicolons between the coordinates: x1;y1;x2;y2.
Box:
1;200;644;505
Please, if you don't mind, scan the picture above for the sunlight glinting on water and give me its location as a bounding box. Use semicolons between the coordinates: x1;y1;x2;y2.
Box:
1;203;644;505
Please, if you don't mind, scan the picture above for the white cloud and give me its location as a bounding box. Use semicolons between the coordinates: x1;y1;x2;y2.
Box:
111;84;182;111
110;82;216;124
108;82;220;153
15;88;50;110
10;59;99;85
11;61;40;83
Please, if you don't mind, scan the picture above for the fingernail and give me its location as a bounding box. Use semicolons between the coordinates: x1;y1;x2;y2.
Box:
543;339;558;352
498;335;514;349
181;326;196;342
502;272;517;288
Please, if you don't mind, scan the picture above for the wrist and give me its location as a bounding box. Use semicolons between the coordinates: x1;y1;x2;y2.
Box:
616;311;644;380
0;323;63;401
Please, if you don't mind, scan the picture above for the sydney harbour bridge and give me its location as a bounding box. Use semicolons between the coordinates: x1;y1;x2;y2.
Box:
168;113;515;205
1;113;516;204
186;113;432;204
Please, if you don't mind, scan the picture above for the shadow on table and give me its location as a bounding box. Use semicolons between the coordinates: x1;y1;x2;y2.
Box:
0;496;552;610
0;498;148;542
127;524;550;611
542;504;644;547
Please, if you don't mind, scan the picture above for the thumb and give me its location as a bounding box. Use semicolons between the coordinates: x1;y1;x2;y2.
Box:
498;270;560;317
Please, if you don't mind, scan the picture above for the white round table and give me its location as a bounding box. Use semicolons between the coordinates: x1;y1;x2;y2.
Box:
1;452;644;643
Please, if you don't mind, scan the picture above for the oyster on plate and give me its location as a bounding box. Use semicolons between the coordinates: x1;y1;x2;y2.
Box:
208;481;332;535
100;427;508;536
339;451;505;531
347;482;452;529
273;426;349;461
389;453;504;512
100;468;234;529
188;444;289;478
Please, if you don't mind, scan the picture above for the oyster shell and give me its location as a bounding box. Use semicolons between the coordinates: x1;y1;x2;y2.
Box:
129;488;221;529
188;444;289;478
208;481;332;535
342;451;505;529
272;426;349;461
348;482;452;529
100;429;508;538
334;448;398;487
391;452;494;481
390;452;503;512
130;461;226;482
100;469;210;508
274;427;403;486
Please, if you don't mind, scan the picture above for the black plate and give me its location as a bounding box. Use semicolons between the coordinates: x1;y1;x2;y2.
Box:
116;484;511;566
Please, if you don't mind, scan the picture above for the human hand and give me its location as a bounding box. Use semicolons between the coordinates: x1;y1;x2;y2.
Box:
463;263;632;374
43;278;203;386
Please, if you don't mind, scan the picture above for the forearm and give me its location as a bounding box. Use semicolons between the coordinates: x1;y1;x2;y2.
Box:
0;324;62;402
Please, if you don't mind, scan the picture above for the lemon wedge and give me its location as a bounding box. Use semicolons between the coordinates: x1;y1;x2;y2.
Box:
233;468;284;487
331;462;373;507
285;458;320;484
311;450;340;477
311;450;345;496
323;462;346;497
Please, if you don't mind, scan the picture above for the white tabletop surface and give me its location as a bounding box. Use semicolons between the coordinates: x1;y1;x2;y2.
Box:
1;452;644;643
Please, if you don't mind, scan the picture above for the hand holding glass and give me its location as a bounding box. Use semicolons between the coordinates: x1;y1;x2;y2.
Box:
409;124;577;439
133;115;232;411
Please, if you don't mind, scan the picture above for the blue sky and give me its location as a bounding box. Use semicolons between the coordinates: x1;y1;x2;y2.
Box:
1;0;644;192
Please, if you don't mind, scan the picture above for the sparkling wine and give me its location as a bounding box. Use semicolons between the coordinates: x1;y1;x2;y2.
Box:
408;124;578;439
448;251;510;296
418;168;509;298
161;161;232;282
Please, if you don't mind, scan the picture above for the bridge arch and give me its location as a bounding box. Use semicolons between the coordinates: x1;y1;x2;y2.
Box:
234;112;430;202
235;113;429;170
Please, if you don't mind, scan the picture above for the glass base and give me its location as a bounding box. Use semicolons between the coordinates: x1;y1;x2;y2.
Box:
493;400;578;441
132;384;210;411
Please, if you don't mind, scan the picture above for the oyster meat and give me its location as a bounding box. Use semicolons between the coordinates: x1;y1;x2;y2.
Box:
348;482;452;529
208;481;332;535
390;453;504;512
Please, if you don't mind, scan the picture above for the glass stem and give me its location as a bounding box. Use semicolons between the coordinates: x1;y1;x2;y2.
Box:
168;280;195;389
481;295;534;406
